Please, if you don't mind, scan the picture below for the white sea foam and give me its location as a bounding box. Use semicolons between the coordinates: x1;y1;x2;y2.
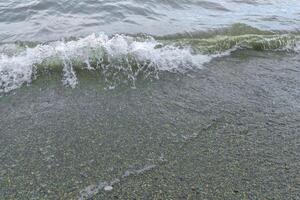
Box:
1;33;299;93
78;164;156;200
0;33;212;93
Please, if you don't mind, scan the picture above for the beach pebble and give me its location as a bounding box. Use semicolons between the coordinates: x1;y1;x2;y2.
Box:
104;186;113;191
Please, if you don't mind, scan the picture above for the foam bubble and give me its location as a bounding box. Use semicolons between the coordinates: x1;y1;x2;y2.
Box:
0;33;211;93
1;32;299;93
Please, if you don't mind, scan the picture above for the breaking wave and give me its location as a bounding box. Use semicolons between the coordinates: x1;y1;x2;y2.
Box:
0;26;299;93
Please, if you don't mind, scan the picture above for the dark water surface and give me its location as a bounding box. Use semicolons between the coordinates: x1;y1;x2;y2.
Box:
0;0;300;199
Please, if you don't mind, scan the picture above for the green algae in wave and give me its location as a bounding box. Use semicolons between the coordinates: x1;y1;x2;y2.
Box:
1;24;300;93
164;34;300;54
155;23;300;53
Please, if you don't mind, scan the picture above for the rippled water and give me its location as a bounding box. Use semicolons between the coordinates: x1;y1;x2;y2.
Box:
1;0;300;42
0;1;300;200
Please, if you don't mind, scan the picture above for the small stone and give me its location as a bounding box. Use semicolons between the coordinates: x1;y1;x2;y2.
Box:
104;186;113;191
89;159;95;164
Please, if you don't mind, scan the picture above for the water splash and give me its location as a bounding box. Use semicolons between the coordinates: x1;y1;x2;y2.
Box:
0;31;299;93
0;33;211;93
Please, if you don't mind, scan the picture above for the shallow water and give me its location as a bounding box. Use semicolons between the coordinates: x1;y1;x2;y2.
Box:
0;0;300;199
1;50;299;199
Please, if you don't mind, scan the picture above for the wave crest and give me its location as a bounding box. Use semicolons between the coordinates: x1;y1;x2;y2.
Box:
0;30;299;93
0;33;211;93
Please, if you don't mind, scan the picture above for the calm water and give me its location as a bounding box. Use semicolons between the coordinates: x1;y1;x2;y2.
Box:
0;1;300;199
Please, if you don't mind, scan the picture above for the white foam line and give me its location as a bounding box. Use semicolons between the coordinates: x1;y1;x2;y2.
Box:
0;33;212;93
